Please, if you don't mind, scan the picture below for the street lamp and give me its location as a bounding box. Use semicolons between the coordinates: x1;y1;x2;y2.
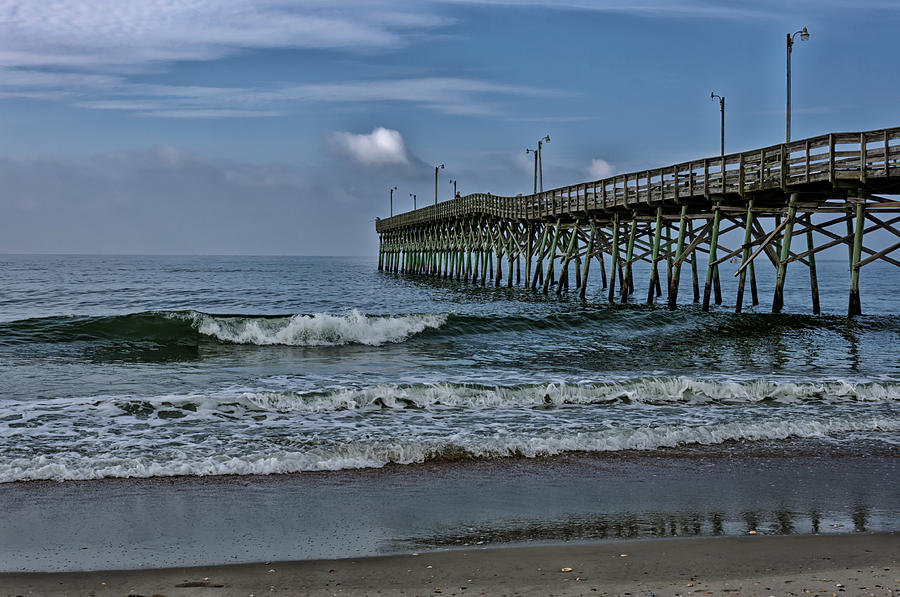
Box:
525;147;538;194
389;186;397;217
434;164;444;205
786;26;810;142
537;135;550;192
449;178;457;199
410;193;416;210
710;92;725;156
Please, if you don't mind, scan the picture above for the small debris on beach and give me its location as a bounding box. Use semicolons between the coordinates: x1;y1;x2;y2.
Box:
174;580;224;588
561;567;573;572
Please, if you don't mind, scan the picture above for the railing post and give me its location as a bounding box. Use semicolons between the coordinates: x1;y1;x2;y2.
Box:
860;132;867;183
829;133;836;185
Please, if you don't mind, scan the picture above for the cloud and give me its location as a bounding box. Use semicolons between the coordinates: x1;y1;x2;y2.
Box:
587;158;615;179
0;1;561;118
0;1;448;71
438;0;769;19
331;127;410;165
1;69;552;118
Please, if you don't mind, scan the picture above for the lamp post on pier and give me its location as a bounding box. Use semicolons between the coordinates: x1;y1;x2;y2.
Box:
786;26;810;142
449;179;457;199
537;135;550;192
410;193;416;210
389;186;397;216
525;147;537;194
710;92;725;156
434;164;444;205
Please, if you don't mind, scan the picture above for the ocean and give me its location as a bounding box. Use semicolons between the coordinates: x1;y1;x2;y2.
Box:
0;253;897;570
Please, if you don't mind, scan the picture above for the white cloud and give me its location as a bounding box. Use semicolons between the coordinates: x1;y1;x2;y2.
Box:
0;1;561;118
0;68;551;118
331;127;410;165
0;1;444;70
587;158;615;179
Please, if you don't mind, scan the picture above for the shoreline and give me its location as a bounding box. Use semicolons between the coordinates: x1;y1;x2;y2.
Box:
1;533;896;596
2;448;896;573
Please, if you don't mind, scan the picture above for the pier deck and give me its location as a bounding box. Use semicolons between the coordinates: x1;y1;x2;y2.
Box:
376;126;900;315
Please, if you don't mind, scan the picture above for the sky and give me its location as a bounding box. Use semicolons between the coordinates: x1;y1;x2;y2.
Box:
1;0;899;255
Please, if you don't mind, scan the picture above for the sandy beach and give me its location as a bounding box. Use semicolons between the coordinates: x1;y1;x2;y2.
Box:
1;533;896;596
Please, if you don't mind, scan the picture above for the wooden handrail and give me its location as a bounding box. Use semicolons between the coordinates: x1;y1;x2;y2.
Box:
376;125;900;232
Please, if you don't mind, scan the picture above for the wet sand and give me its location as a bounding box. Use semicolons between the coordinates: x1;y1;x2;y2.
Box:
1;445;897;573
1;533;897;596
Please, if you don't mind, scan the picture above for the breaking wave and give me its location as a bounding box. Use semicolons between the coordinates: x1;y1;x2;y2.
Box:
230;378;900;412
183;310;447;346
2;414;897;482
0;310;448;347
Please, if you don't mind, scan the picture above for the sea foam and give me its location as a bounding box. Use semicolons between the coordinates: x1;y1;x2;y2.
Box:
182;309;447;346
234;378;900;413
1;414;897;482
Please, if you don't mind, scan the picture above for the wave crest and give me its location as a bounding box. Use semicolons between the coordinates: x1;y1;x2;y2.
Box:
182;310;446;346
2;415;897;482
234;378;900;413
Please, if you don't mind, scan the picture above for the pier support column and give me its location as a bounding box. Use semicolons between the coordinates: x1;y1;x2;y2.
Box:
507;224;515;288
597;228;607;290
495;228;503;287
772;193;799;313
543;222;561;294
621;216;638;303
735;199;755;313
702;203;722;312
647;206;663;304
689;221;700;303
463;222;475;282
806;215;820;314
574;255;581;291
557;223;580;296
848;197;866;316
713;260;722;305
481;225;489;286
524;224;534;288
607;216;620;303
531;223;549;291
665;220;673;299
580;223;597;299
750;261;759;306
667;205;689;310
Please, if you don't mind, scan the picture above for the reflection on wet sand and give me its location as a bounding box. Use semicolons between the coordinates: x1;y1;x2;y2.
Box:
410;504;876;548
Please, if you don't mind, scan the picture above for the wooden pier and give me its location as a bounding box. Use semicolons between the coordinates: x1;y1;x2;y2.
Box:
376;126;900;315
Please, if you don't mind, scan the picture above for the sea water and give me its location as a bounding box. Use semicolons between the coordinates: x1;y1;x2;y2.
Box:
0;254;898;570
0;254;897;483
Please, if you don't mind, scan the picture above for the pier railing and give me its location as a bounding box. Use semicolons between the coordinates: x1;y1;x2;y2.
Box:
377;126;900;232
